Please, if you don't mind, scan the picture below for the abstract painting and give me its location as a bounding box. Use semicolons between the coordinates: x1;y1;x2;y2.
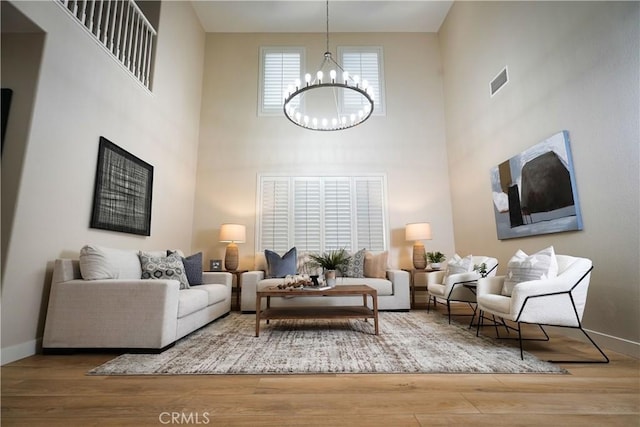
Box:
490;131;583;240
90;137;153;236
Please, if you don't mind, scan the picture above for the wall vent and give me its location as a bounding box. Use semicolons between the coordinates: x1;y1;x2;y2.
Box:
490;66;509;97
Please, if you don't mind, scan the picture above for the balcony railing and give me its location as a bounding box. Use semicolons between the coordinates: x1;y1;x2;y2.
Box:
56;0;157;89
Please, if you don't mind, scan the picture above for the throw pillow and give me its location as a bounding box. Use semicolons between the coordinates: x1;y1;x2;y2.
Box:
168;250;203;286
265;247;297;278
79;245;142;280
139;251;190;289
343;248;366;278
446;254;474;276
501;246;559;296
364;251;388;279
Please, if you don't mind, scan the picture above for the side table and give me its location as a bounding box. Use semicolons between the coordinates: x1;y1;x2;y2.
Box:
402;268;438;309
206;270;247;310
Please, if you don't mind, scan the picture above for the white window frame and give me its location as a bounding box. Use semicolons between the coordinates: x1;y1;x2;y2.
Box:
258;46;305;116
256;174;389;255
338;46;386;116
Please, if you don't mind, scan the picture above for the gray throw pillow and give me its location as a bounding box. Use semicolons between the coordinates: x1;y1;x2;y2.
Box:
168;250;203;286
343;248;366;278
139;251;190;289
265;247;297;278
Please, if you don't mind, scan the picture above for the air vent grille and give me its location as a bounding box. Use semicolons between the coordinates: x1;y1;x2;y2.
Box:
490;67;509;97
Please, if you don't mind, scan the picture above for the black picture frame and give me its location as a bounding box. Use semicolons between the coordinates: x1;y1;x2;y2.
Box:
210;259;222;271
90;137;153;236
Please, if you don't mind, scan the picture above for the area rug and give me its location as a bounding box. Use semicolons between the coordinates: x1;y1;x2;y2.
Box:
88;311;566;375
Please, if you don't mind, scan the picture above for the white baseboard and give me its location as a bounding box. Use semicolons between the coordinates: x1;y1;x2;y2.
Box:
1;338;40;365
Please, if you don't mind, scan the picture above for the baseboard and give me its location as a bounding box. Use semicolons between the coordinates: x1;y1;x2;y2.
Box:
548;326;640;359
1;338;40;365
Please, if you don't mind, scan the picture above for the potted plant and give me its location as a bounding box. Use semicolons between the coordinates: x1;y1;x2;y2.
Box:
307;249;351;287
473;262;488;278
426;251;446;270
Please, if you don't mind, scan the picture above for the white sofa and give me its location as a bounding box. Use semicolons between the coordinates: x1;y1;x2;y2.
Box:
43;248;232;352
240;253;410;312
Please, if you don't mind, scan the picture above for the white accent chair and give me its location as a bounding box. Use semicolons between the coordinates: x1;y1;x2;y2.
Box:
475;255;608;363
426;256;498;324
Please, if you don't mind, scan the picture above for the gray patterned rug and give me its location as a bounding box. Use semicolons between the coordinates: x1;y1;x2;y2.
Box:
88;311;566;375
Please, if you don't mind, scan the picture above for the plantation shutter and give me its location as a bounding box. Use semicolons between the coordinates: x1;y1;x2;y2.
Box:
339;47;385;115
259;177;290;253
323;178;352;251
293;178;322;252
260;48;303;114
355;178;386;251
257;175;387;254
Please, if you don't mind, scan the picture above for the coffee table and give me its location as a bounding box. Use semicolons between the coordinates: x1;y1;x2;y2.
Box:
255;284;379;337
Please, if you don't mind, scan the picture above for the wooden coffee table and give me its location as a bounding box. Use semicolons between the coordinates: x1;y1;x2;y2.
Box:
255;284;379;336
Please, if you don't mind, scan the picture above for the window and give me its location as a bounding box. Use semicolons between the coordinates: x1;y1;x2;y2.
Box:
338;46;385;115
259;47;304;115
257;175;388;254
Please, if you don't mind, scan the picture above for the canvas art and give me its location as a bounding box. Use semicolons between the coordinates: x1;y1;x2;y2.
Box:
490;131;583;240
90;137;154;236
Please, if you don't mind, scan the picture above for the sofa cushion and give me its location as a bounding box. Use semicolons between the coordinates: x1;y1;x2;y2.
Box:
177;289;209;318
501;246;559;296
196;284;228;306
79;245;142;280
265;247;297;278
343;248;366;278
338;277;393;296
139;252;190;290
364;251;388;279
168;250;203;286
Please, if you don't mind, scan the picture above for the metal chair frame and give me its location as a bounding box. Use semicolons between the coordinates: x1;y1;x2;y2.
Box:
476;266;609;363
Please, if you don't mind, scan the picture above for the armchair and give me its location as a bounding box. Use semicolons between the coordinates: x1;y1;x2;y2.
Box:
475;254;608;363
426;256;498;324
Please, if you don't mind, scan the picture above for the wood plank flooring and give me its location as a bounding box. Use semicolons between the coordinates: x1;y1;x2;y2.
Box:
2;306;639;426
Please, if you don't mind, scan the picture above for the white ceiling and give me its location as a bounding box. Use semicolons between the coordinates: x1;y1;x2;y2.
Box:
191;1;454;33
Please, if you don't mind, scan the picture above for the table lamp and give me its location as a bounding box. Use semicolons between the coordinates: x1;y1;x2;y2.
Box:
219;223;246;271
405;222;432;269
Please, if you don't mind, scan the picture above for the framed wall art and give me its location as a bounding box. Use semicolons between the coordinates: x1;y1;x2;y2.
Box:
90;137;154;236
490;130;583;240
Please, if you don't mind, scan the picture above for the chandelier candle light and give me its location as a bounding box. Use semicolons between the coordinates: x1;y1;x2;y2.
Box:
405;222;432;270
219;224;246;271
283;0;374;131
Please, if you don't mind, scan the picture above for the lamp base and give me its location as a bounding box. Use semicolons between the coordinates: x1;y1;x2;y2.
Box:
224;243;239;271
412;242;427;269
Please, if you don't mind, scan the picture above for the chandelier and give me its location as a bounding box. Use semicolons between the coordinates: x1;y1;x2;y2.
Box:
283;1;374;131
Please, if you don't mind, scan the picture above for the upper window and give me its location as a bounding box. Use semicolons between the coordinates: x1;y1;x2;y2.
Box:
259;47;304;116
257;175;388;255
338;46;385;116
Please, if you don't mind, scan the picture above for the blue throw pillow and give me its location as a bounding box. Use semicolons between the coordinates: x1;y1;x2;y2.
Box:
167;250;203;286
265;247;297;278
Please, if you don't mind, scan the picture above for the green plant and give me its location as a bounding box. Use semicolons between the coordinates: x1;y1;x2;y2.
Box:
473;263;488;278
426;251;446;263
307;249;351;273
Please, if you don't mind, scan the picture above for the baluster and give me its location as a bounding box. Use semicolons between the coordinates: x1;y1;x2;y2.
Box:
63;0;69;7
116;1;127;60
108;0;118;52
121;1;131;65
72;0;78;16
139;28;148;81
132;15;141;75
87;0;96;33
95;0;104;40
145;35;154;88
80;0;87;25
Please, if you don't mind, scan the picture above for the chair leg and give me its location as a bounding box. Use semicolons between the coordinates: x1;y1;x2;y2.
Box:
517;322;524;360
426;294;431;312
447;300;451;324
543;326;610;364
476;309;483;337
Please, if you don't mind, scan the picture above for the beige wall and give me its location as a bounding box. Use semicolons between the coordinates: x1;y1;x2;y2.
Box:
439;1;639;349
192;32;455;271
1;1;205;363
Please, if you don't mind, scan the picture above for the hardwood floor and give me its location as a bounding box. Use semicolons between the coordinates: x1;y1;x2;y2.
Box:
2;306;639;426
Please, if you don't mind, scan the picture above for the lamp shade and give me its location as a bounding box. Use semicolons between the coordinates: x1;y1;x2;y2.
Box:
219;224;246;243
405;222;432;241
